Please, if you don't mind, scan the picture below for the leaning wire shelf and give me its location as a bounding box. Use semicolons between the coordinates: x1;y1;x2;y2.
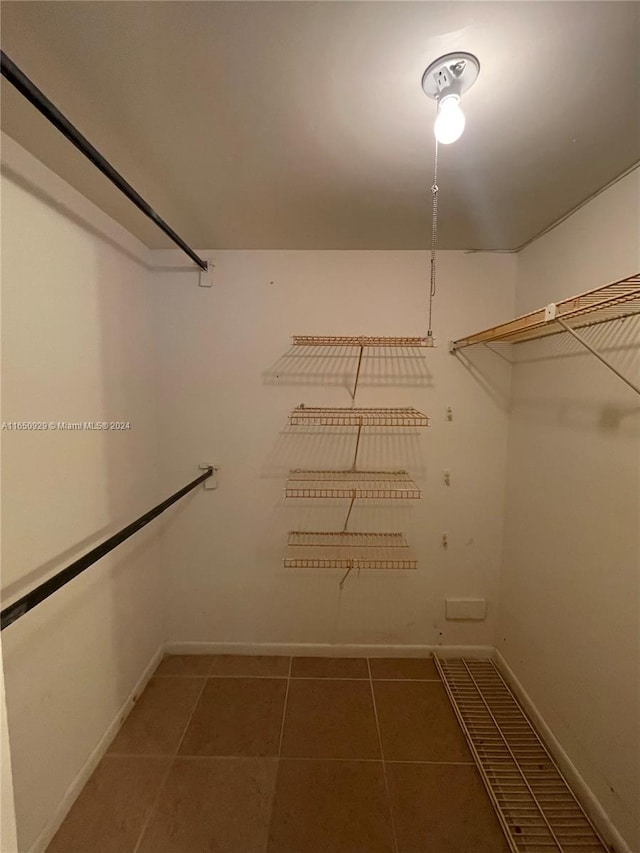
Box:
435;657;608;853
284;531;417;570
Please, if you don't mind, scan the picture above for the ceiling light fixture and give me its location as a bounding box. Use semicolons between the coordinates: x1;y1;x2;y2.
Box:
421;52;480;345
422;52;480;144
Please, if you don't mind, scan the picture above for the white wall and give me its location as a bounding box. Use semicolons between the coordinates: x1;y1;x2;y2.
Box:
1;657;18;853
0;136;164;851
4;123;636;853
500;170;640;851
153;248;516;650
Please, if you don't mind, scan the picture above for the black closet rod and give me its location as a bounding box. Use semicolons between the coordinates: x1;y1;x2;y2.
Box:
0;50;208;272
0;467;213;631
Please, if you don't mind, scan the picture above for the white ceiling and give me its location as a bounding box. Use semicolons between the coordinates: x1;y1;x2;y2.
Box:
1;1;639;251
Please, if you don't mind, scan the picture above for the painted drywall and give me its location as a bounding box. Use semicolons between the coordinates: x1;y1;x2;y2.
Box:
0;136;164;851
500;170;640;850
152;248;516;649
1;655;18;853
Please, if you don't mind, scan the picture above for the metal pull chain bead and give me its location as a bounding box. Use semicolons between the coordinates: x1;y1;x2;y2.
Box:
427;139;439;343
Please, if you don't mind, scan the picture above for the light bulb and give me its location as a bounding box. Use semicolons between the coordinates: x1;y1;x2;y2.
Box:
434;95;465;144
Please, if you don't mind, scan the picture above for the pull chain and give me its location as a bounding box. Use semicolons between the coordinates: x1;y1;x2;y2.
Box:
427;139;439;344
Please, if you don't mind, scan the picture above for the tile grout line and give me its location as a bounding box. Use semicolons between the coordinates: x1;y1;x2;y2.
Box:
155;673;290;679
130;758;174;853
108;752;475;765
266;656;294;850
131;675;208;853
154;672;441;682
277;656;293;756
367;658;400;853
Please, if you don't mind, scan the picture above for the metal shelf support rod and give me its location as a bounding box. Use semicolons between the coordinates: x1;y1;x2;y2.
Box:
351;422;363;471
556;318;640;396
339;563;353;590
351;346;364;400
342;492;357;532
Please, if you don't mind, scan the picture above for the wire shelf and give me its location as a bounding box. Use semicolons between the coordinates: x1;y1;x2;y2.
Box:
292;335;431;348
288;406;429;427
285;531;417;569
435;657;608;853
285;469;422;499
452;272;640;348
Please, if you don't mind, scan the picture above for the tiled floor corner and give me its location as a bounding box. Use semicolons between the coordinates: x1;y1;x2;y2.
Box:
47;653;509;853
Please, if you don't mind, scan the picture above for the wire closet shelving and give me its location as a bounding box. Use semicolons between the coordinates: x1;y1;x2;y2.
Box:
283;336;428;583
292;335;431;348
435;657;608;853
285;469;422;500
288;406;429;428
284;531;417;570
451;273;640;347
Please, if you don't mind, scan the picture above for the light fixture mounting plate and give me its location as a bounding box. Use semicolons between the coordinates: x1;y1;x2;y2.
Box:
422;52;480;100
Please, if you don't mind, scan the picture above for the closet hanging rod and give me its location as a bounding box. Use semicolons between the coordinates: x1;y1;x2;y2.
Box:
0;466;214;631
0;50;208;272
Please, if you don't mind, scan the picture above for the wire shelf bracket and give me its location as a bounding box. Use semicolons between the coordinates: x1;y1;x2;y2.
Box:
449;273;640;396
435;656;609;853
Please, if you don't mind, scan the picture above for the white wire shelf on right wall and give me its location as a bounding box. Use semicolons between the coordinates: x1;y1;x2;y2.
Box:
449;272;640;396
450;272;640;347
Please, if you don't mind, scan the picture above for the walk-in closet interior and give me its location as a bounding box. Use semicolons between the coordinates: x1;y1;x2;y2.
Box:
0;2;638;852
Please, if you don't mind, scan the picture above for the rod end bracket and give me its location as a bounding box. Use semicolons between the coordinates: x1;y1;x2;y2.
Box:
199;463;219;489
199;261;214;288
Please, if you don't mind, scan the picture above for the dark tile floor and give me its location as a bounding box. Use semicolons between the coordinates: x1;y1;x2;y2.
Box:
47;655;510;853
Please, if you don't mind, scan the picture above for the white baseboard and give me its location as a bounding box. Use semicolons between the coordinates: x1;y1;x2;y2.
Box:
27;644;164;853
164;641;495;659
495;650;631;853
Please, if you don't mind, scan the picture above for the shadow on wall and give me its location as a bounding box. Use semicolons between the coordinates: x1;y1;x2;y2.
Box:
0;521;114;605
0;164;152;273
449;342;514;412
450;314;640;422
262;425;426;479
1;155;164;850
263;344;434;392
266;499;421;590
508;316;640;435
